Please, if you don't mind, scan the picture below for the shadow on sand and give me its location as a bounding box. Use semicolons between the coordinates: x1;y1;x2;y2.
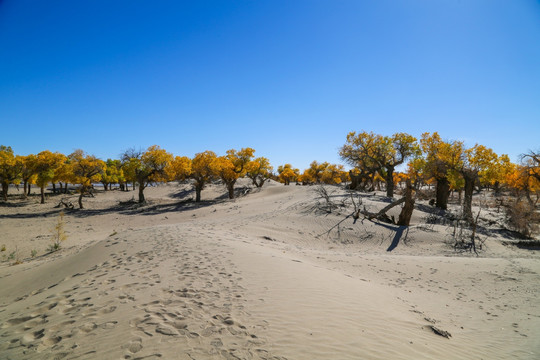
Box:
372;222;410;252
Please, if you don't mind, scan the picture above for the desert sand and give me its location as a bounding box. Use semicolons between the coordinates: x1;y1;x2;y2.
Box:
0;180;539;359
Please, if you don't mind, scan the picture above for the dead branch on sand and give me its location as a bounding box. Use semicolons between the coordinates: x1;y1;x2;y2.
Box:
55;199;74;209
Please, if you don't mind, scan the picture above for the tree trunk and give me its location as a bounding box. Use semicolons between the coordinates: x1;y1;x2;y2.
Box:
52;183;56;194
349;170;359;190
102;182;108;191
195;183;203;202
40;186;45;204
28;183;32;195
1;182;8;201
23;181;28;199
363;197;406;221
385;166;395;197
493;181;500;195
462;173;475;222
227;182;235;199
397;179;415;226
78;192;84;209
435;177;450;210
257;177;265;188
138;183;146;203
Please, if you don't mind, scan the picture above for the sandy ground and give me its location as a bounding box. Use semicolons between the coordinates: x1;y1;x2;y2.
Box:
0;180;539;359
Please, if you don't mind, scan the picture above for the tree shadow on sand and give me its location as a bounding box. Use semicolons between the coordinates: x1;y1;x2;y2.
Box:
0;188;224;219
373;222;410;252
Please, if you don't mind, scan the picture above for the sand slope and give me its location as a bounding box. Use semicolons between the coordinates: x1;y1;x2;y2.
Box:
0;181;539;359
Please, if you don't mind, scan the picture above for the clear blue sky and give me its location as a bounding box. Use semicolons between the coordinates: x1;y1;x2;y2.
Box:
1;0;539;170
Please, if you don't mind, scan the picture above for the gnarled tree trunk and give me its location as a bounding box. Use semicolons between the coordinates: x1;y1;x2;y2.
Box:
385;165;395;197
138;183;146;203
195;181;203;202
462;171;476;222
1;182;8;201
227;182;235;199
397;180;415;226
435;177;450;210
349;170;359;190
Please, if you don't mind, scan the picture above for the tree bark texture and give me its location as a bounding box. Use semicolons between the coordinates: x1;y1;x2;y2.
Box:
397;180;415;226
435;177;450;210
1;182;8;201
138;184;146;203
385;166;395;198
462;173;475;222
195;182;203;202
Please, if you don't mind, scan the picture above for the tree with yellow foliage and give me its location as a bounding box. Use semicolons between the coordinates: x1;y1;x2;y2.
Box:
521;151;540;183
277;164;299;185
168;155;192;183
504;152;540;205
101;159;125;191
34;150;66;204
121;148;142;191
405;157;426;189
69;150;105;209
245;157;273;188
339;131;381;190
460;144;498;221
190;151;217;202
339;131;418;196
20;154;37;198
306;161;328;184
320;163;346;185
50;153;69;194
0;146;23;201
420;132;464;210
126;145;174;203
214;148;255;199
380;133;419;197
484;154;513;194
299;169;314;185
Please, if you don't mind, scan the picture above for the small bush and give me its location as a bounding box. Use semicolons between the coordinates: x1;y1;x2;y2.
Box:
505;201;539;238
49;211;68;252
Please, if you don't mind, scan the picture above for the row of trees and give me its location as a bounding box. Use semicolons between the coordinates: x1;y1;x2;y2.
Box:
1;135;538;217
0;145;277;207
277;161;348;186
339;131;539;222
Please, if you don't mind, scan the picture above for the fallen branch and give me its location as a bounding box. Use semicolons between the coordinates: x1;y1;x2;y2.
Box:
429;325;452;339
55;199;74;209
362;197;405;222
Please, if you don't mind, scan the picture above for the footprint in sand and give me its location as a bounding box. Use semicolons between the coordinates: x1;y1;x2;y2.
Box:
20;328;45;345
40;334;62;348
123;336;143;354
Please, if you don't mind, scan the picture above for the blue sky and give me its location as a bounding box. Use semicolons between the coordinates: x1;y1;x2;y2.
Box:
1;0;539;170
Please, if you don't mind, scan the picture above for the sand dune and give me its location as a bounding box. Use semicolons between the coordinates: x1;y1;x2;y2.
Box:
0;181;539;359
